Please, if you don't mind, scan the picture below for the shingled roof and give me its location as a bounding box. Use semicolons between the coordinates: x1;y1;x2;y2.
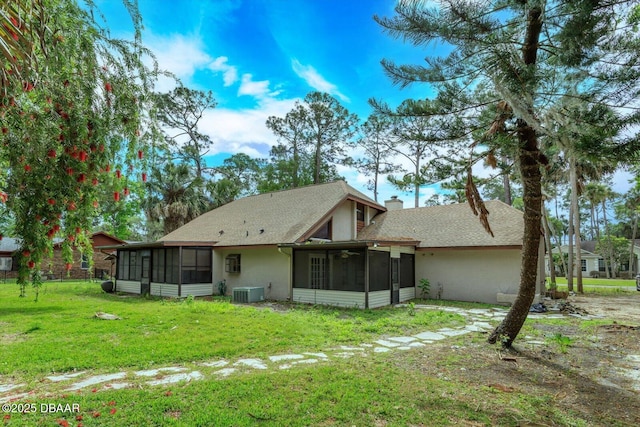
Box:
358;200;523;248
159;181;383;247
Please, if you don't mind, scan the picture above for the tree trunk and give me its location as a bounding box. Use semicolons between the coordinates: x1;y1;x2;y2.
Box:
570;157;583;293
602;199;616;278
567;201;574;292
488;122;542;347
542;204;556;285
293;141;299;188
502;155;512;205
629;213;637;275
488;6;543;348
314;137;322;184
414;159;420;208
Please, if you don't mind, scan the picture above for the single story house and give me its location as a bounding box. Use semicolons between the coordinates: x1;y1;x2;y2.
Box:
546;241;639;278
105;181;542;307
0;231;124;280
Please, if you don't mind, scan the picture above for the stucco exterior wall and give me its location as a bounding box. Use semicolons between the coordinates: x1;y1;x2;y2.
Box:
216;247;290;301
332;201;354;241
415;249;521;304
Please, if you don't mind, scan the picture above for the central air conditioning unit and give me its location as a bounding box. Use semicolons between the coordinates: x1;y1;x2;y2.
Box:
0;257;12;272
232;286;265;303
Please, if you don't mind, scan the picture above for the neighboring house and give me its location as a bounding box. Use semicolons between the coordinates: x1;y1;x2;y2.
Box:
546;241;639;278
0;232;124;280
545;245;600;277
104;181;540;307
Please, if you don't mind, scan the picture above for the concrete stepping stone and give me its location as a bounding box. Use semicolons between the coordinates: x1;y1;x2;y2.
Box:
0;383;24;393
279;359;319;370
374;347;391;353
304;352;328;359
375;339;401;347
215;368;237;377
388;336;417;344
464;325;487;332
46;371;86;382
471;321;493;330
146;371;203;386
65;372;127;391
134;366;187;377
338;346;365;351
200;360;229;368
269;354;304;363
0;392;29;404
334;352;355;358
408;342;426;348
525;340;546;345
414;331;446;341
397;346;412;351
107;382;130;390
234;359;267;370
439;329;470;337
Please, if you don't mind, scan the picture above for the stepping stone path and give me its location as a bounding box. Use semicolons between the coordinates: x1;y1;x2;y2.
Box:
0;304;594;403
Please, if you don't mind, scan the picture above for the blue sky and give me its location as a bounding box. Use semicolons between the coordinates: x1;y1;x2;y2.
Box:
97;0;632;206
94;0;445;205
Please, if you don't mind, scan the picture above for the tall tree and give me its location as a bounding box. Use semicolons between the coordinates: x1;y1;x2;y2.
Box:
352;113;400;202
265;104;308;188
145;161;209;236
376;0;640;347
155;85;216;178
209;153;265;207
387;100;458;208
0;0;157;298
302;92;359;184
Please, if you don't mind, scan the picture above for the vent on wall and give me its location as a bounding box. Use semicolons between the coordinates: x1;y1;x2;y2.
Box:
232;286;264;303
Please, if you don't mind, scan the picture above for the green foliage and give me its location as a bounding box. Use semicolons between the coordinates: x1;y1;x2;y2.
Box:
265;91;358;187
0;0;158;296
217;279;227;296
418;278;430;298
548;333;573;354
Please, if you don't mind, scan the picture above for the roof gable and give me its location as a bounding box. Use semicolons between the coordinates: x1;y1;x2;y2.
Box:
160;181;383;246
358;200;524;248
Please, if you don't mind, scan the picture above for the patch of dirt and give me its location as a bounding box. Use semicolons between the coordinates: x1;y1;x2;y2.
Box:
569;292;640;322
402;293;640;426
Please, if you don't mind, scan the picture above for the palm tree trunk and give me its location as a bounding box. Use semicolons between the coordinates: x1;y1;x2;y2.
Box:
567;201;574;292
570;157;583;293
542;204;556;285
629;213;637;275
602;199;616;278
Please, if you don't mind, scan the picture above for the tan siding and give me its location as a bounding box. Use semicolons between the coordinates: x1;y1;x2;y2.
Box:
116;280;140;294
151;283;178;297
292;289;365;308
368;290;390;308
399;287;415;302
182;284;214;297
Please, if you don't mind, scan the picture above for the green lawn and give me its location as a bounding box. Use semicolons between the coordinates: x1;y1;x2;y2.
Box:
553;277;636;287
0;281;466;378
0;282;624;426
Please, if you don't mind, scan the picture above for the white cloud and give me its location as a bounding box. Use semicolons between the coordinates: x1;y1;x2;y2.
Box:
143;34;212;91
198;97;300;157
237;73;271;98
291;59;350;102
209;56;239;86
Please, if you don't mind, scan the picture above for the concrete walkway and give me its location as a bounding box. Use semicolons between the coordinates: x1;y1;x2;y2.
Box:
0;304;572;404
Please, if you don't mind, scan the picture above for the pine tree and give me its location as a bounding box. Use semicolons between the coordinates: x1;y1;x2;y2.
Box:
376;0;640;346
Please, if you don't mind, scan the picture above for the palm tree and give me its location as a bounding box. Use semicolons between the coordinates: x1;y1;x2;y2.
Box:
145;161;210;236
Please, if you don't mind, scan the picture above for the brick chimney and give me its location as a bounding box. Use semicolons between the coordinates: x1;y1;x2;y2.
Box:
385;195;403;211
